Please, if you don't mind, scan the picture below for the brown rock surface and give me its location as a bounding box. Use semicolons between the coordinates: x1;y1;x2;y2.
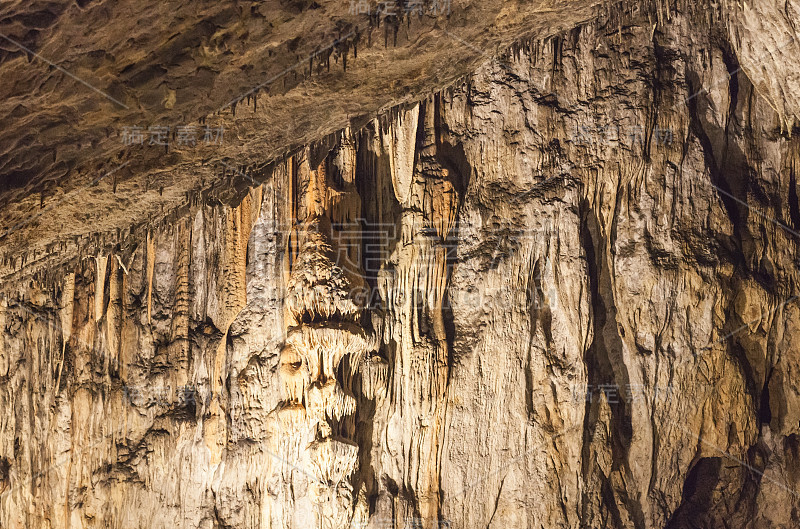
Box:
0;0;603;281
2;1;800;528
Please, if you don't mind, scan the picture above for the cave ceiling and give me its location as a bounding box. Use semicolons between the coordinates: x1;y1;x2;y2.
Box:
0;0;613;281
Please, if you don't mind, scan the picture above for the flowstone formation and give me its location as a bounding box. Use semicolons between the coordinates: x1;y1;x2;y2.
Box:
5;2;800;528
271;142;377;528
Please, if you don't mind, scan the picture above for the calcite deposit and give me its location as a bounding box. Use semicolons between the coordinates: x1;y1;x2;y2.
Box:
2;1;800;528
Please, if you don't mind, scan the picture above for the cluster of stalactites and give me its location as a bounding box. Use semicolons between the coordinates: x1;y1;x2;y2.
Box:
278;322;375;418
279;211;378;422
278;342;360;423
284;216;365;328
308;437;360;485
360;354;389;400
270;143;386;529
278;197;384;422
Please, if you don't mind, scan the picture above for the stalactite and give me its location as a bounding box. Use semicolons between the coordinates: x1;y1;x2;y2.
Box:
170;218;191;376
56;272;75;390
361;354;389;400
306;380;357;421
276;402;307;431
383;103;420;204
268;134;377;524
215;187;260;329
93;254;108;324
105;256;123;372
146;231;155;324
307;437;359;484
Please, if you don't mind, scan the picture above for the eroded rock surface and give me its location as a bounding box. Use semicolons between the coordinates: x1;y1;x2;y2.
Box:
2;1;800;528
0;0;604;281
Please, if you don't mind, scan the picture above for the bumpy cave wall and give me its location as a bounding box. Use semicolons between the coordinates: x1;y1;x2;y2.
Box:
3;3;800;528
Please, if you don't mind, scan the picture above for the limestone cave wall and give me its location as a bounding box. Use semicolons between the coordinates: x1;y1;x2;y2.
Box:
2;3;800;528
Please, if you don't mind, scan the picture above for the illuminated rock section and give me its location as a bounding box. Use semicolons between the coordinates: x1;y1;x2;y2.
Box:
6;5;800;528
272;137;378;529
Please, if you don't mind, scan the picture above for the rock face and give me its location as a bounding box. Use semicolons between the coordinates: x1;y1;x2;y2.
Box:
0;0;605;278
3;2;800;528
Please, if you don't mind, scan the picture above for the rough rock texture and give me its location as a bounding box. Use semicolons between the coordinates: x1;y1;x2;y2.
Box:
3;1;800;528
0;0;605;281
